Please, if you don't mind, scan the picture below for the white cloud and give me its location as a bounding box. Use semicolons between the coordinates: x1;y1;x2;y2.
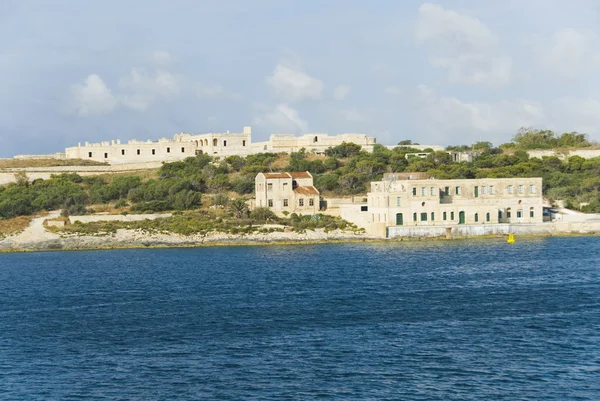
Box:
384;86;402;95
67;51;188;115
69;74;118;116
333;85;351;100
266;62;324;102
541;28;600;79
415;85;544;144
118;67;180;111
151;50;173;67
253;103;308;132
552;96;600;135
196;83;241;101
415;3;512;87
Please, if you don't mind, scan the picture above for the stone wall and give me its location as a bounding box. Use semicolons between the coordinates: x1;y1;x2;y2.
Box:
0;162;162;185
528;149;600;160
386;221;600;239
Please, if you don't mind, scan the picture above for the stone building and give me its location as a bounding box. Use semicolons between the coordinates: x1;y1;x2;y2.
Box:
255;172;320;214
340;173;543;235
59;127;381;164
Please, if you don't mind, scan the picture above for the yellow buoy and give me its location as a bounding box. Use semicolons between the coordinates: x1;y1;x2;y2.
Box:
507;233;515;244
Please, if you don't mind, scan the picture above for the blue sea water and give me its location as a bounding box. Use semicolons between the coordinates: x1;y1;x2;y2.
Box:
0;237;599;400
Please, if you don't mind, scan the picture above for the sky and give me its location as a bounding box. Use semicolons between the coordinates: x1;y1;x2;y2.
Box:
1;0;600;157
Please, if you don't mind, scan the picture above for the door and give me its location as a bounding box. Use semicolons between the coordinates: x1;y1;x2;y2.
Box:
459;211;466;224
396;213;403;226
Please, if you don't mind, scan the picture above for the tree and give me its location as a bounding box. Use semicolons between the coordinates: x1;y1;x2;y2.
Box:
228;198;249;219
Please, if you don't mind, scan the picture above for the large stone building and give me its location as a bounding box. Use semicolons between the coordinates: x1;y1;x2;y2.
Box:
255;172;320;214
340;173;543;235
57;127;379;164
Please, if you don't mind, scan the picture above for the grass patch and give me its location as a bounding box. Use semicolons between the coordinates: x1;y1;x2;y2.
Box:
0;215;32;237
0;159;107;168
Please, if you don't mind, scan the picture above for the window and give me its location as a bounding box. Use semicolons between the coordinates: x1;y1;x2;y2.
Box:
412;188;417;196
396;197;401;206
309;198;314;206
508;185;513;194
268;199;273;207
498;211;503;219
490;185;494;194
530;207;534;218
475;213;479;222
517;210;523;218
482;186;487;195
223;140;227;147
137;149;141;155
430;187;435;196
420;212;427;221
507;208;512;218
283;199;288;207
455;186;461;195
451;211;455;220
443;211;447;220
530;184;535;193
121;149;125;155
167;147;170;153
242;140;246;147
88;152;92;158
413;212;417;222
486;212;490;222
104;153;108;159
152;149;155;155
421;187;426;196
181;147;185;153
431;212;435;221
474;186;479;198
361;206;368;212
314;136;318;143
267;183;273;191
444;186;450;196
213;138;218;146
299;199;304;207
519;185;523;194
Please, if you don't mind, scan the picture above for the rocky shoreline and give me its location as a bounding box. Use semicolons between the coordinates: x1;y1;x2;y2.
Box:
0;211;376;252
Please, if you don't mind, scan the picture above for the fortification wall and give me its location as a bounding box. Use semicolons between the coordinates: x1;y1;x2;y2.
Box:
528;149;600;160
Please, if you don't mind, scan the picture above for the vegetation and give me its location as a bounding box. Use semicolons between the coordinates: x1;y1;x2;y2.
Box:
0;158;107;169
55;209;362;236
3;127;600;227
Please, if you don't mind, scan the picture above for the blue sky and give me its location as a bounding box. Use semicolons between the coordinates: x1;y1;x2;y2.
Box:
1;0;600;157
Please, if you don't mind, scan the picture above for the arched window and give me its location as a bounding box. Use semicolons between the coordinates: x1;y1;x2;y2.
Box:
213;138;218;146
204;139;208;146
314;136;318;143
474;213;479;222
486;212;490;222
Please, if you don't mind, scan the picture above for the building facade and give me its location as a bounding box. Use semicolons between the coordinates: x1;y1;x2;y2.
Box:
255;172;320;214
341;174;543;230
56;127;381;164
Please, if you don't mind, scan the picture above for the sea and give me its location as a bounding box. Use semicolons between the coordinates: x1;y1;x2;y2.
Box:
1;237;599;400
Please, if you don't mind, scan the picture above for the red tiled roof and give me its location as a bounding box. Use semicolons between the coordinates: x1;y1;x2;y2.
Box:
263;173;291;179
294;185;319;195
289;172;312;178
